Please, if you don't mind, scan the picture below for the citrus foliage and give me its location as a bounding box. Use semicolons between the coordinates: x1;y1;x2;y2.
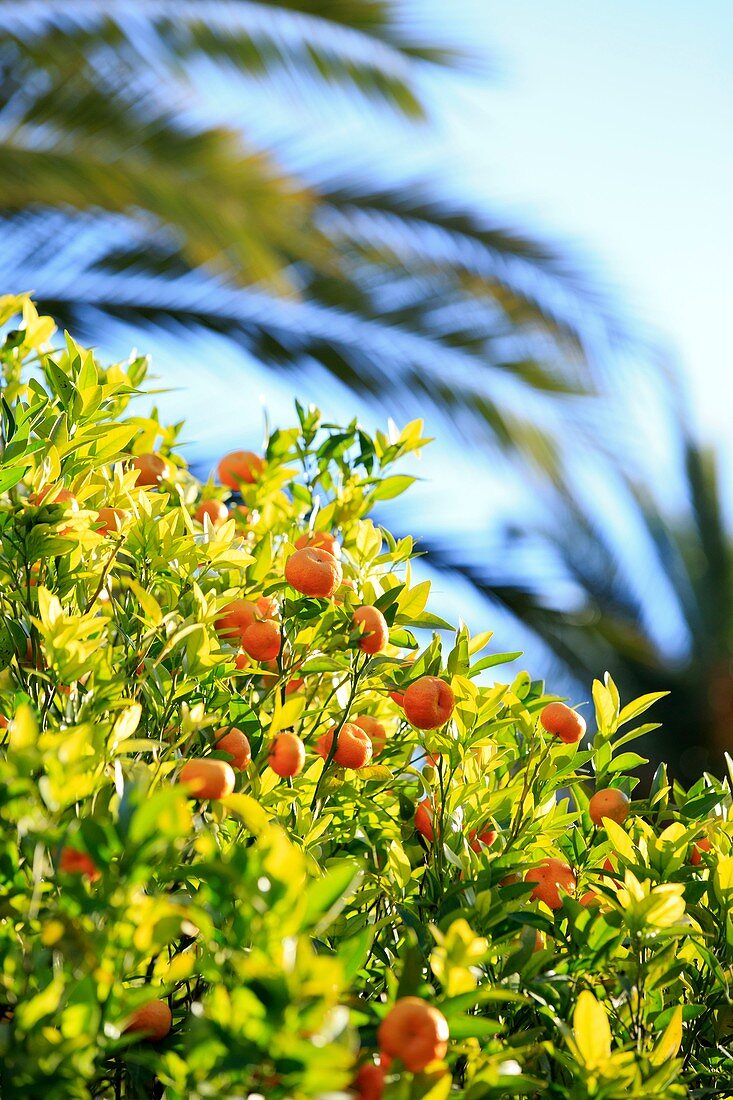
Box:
0;295;731;1098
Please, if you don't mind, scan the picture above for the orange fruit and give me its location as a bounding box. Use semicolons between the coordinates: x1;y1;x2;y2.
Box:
285;677;305;696
377;997;449;1073
215;727;251;770
241;619;281;662
268;732;306;777
214;599;258;643
31;484;79;510
195;499;228;526
285;546;342;598
588;787;630;826
524;857;576;910
352;1061;385;1100
218;450;264;489
579;890;600;907
353;715;387;756
256;595;278;619
234;650;250;671
95;506;127;535
295;531;341;559
539;702;585;744
691;836;712;865
178;758;235;799
0;715;8;729
59;846;100;881
124;999;172;1042
352;605;389;655
403;677;454;730
316;722;372;769
131;453;168;487
415;798;435;842
468;826;497;853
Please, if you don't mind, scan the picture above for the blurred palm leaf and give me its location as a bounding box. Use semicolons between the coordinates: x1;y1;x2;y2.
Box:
0;0;620;454
423;430;733;779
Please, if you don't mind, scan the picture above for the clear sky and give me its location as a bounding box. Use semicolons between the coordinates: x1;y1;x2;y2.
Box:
436;1;733;453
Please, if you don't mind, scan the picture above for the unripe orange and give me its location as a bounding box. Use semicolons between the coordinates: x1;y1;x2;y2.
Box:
241;619;281;662
179;758;235;799
95;506;127;535
352;1061;385;1100
285;546;342;598
131;453;168;487
415;798;435;842
316;722;372;769
691;836;712;865
588;787;630;826
353;714;387;756
215;727;251;770
539;702;585;744
403;677;454;730
268;732;306;777
352;605;389;655
195;499;228;526
377;997;449;1073
217;450;264;488
124;999;172;1042
59;846;100;881
295;531;341;559
524;857;576;910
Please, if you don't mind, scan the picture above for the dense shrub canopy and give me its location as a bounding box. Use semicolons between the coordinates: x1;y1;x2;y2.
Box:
0;295;731;1099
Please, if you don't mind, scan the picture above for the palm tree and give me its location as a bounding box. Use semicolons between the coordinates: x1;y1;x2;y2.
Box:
423;421;733;781
0;1;623;455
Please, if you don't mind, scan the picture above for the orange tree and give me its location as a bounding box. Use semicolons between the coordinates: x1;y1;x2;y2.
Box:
0;294;732;1099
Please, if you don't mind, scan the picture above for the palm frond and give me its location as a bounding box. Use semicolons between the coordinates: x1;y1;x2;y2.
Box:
0;0;471;117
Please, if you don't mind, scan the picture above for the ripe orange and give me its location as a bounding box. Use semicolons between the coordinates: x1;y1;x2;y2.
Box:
579;890;600;907
691;836;712;865
403;677;454;730
352;605;389;655
241;619;281;662
178;758;235;799
377;997;449;1073
285;677;304;696
256;595;278;619
389;689;405;708
59;846;100;881
268;732;306;777
524;857;576;910
215;727;251;770
32;484;79;510
316;722;372;769
95;506;126;536
215;599;258;643
415;798;435;842
539;702;586;744
131;453;168;487
352;1061;385;1100
285;546;342;598
353;714;387;756
217;450;264;489
0;715;8;729
468;826;497;853
124;999;172;1042
195;499;228;526
295;531;341;559
234;650;250;671
588;787;630;826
